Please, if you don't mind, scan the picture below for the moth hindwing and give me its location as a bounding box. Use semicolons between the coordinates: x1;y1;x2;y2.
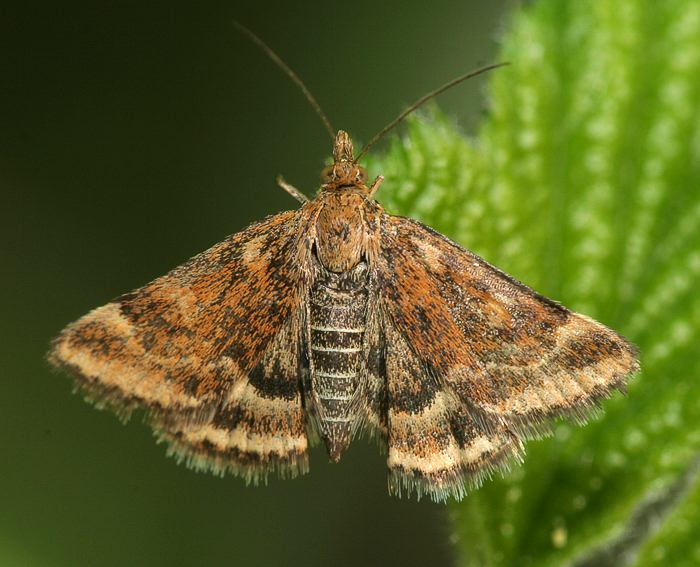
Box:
49;130;639;502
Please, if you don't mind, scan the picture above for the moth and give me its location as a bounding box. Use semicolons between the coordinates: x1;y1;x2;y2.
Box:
49;27;639;502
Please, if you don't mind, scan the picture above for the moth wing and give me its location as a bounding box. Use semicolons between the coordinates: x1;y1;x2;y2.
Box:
378;214;639;442
382;315;523;501
49;208;315;480
158;312;309;481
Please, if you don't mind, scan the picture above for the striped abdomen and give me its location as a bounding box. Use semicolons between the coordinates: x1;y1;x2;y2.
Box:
309;263;368;461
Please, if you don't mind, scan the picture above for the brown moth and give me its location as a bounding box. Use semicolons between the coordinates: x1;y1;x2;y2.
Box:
48;29;639;502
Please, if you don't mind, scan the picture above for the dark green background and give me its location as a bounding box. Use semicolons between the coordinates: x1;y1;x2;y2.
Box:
2;2;508;565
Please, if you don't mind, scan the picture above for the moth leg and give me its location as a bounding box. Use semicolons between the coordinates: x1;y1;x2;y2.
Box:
368;175;384;199
276;175;309;203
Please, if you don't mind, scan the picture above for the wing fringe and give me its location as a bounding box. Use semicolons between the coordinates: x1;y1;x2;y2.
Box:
388;432;524;502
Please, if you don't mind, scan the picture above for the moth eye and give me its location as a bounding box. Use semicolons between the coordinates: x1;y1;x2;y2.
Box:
321;166;334;182
357;167;368;182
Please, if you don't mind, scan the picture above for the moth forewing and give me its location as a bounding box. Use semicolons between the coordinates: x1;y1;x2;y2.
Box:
49;210;311;482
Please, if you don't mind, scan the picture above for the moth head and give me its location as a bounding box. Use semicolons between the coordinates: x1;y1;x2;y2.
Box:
321;130;369;189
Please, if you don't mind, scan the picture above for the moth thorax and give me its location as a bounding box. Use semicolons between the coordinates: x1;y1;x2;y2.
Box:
308;262;369;462
315;193;366;273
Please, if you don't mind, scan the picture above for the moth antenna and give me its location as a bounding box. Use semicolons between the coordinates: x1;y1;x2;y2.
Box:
234;21;335;140
354;62;509;162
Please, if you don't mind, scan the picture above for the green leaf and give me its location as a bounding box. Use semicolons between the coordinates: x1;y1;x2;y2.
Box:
365;0;700;564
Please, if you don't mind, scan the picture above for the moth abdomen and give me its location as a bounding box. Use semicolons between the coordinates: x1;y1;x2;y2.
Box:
308;264;369;462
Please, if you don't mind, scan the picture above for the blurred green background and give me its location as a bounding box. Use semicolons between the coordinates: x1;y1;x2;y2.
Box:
1;2;510;566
